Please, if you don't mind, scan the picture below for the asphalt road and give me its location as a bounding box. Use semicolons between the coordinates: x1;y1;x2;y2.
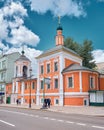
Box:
0;107;104;130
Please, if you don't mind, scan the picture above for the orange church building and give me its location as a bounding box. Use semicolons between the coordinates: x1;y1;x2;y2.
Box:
6;20;104;106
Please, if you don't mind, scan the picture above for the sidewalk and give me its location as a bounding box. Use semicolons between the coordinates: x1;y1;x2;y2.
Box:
0;104;104;116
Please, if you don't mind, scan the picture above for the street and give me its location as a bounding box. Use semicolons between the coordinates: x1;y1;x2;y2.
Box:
0;107;104;130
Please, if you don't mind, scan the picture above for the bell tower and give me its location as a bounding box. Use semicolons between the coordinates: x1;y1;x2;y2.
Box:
15;46;31;78
55;16;64;46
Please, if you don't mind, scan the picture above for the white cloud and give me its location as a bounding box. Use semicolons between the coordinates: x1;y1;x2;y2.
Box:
0;14;8;40
0;1;40;47
30;0;86;17
2;1;27;17
8;16;24;28
92;49;104;63
8;26;40;47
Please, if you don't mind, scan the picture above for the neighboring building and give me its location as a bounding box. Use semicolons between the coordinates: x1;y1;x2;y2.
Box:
0;52;20;104
10;50;37;105
96;62;104;74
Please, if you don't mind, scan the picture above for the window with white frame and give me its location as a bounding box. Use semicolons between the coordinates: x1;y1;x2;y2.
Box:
54;78;58;89
2;60;6;69
68;77;73;88
47;84;50;89
1;72;5;80
32;82;35;89
55;99;59;104
40;65;44;74
47;63;50;73
90;76;95;88
32;99;35;103
40;80;44;89
25;83;27;90
54;62;58;72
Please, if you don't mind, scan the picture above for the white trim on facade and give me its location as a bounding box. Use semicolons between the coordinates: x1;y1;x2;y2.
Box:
59;54;64;106
64;92;89;96
79;71;82;92
36;63;40;105
63;52;82;65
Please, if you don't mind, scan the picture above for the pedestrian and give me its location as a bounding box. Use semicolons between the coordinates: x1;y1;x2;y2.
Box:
16;99;19;105
47;98;51;108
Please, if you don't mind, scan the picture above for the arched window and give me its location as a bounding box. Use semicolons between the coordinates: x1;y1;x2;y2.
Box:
23;66;27;78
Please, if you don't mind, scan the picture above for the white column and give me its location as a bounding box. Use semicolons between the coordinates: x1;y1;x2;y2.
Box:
16;81;18;93
20;82;24;104
12;81;15;93
59;54;64;106
36;60;40;105
79;71;82;92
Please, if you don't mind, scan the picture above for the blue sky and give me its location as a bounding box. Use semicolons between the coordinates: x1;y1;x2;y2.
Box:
0;0;104;66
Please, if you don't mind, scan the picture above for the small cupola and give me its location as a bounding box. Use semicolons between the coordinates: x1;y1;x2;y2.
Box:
55;16;64;46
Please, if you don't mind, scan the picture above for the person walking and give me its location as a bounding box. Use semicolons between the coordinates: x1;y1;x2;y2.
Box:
47;98;51;108
16;99;19;105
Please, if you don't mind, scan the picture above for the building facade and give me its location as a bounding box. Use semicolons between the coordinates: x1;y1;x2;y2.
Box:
5;20;104;106
36;20;104;106
0;52;20;104
10;50;37;105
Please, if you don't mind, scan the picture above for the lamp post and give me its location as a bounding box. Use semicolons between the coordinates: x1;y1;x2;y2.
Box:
29;68;32;108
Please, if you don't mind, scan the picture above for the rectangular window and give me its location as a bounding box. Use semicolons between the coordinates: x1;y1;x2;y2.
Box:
40;65;44;74
68;77;73;88
40;80;44;89
1;72;5;80
32;99;35;103
32;82;35;89
47;64;50;73
0;85;4;91
25;83;27;90
2;60;6;69
90;77;94;88
55;99;59;104
54;62;58;72
47;84;50;89
54;79;58;88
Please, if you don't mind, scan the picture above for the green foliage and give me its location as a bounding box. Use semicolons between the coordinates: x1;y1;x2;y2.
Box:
64;37;96;69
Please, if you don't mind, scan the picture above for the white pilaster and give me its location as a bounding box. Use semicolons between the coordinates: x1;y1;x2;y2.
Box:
79;71;82;92
21;82;24;104
12;81;14;93
16;81;18;93
36;60;40;105
59;54;64;106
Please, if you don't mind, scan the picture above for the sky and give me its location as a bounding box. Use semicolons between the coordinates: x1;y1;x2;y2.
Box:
0;0;104;74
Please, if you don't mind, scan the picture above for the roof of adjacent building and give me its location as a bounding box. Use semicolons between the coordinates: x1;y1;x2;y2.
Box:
0;52;20;59
36;45;82;59
62;63;98;73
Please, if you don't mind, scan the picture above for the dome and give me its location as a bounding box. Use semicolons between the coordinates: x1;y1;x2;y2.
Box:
57;25;63;30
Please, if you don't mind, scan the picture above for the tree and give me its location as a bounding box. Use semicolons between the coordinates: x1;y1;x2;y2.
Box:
79;40;96;69
64;37;80;53
64;37;96;69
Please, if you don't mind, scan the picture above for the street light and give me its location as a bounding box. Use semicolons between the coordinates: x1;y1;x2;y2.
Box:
29;68;32;108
